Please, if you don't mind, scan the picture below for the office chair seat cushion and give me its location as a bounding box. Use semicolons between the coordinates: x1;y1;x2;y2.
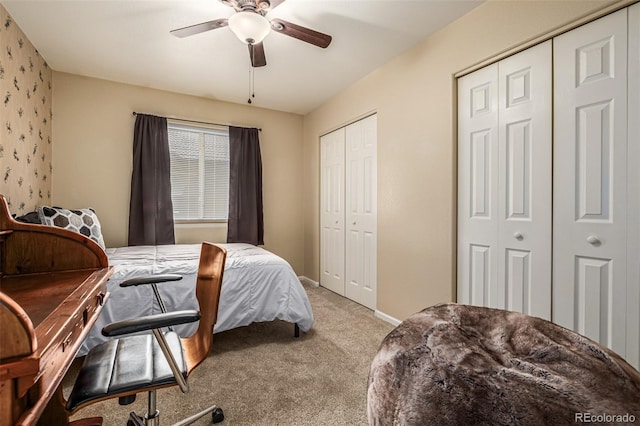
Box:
67;331;186;412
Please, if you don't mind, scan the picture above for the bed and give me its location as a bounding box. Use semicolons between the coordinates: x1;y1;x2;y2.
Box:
5;202;313;356
78;242;314;356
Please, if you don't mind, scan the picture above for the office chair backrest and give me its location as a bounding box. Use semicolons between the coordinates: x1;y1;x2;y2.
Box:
181;242;227;373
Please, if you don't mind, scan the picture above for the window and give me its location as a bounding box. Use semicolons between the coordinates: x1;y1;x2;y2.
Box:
168;122;230;222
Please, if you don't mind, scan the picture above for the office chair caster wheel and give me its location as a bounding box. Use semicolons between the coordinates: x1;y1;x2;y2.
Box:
212;407;224;423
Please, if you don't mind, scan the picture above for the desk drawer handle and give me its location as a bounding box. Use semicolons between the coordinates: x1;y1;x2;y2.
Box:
97;292;105;306
62;332;73;352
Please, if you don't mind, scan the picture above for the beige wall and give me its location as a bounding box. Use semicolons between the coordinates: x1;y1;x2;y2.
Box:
52;72;305;272
303;0;626;321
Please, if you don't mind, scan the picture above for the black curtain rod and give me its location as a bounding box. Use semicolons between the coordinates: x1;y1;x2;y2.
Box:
132;112;261;131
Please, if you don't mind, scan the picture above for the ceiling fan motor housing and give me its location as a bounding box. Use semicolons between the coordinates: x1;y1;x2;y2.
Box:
225;0;272;15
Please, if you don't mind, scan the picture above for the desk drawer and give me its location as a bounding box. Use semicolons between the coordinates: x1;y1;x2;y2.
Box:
34;272;110;398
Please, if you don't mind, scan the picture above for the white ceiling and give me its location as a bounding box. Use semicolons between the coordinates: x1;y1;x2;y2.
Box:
2;0;483;114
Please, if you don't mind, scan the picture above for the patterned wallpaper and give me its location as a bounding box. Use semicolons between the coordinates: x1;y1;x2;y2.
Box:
0;3;52;214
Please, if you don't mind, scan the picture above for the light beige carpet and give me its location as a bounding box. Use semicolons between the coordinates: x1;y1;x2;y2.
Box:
63;283;395;425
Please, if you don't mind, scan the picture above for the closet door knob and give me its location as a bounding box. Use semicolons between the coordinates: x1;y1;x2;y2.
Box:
587;235;601;246
514;232;524;240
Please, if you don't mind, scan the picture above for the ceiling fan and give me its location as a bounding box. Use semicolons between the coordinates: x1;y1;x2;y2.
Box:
170;0;332;68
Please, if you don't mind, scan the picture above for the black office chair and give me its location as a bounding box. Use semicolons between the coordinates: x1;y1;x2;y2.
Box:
66;242;227;426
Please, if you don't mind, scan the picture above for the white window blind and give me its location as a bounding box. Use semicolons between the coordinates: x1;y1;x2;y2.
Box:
168;122;229;222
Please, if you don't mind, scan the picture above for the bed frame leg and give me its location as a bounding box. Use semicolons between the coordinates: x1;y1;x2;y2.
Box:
294;323;300;338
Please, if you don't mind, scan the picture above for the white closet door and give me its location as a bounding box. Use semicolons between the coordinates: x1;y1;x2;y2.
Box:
320;128;346;295
458;64;500;308
458;64;499;307
345;114;377;309
553;9;628;355
497;41;552;319
626;2;639;369
458;43;551;317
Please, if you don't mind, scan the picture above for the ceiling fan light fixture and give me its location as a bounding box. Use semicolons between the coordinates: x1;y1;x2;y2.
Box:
228;11;271;44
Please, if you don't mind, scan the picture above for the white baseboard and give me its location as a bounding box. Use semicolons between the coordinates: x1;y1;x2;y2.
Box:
298;276;319;287
374;310;402;327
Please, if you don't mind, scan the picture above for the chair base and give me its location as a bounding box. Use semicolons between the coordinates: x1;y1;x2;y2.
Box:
126;412;146;426
125;406;224;426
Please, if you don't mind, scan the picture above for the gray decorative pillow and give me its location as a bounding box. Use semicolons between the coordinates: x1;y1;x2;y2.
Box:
37;206;106;249
13;211;42;224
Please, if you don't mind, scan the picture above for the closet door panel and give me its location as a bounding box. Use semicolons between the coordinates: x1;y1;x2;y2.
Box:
458;64;499;307
345;114;377;309
498;41;552;319
553;9;628;354
504;249;531;313
320;128;346;295
574;256;613;343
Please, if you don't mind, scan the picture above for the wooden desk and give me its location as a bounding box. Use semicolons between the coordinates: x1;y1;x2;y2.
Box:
0;195;112;425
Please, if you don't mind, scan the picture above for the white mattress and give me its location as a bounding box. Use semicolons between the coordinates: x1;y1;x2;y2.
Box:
79;243;313;355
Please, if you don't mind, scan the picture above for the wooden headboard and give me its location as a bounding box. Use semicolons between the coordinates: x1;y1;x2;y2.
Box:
0;195;108;277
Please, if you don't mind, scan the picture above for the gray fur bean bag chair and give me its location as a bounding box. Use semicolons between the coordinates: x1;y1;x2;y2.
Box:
367;303;640;426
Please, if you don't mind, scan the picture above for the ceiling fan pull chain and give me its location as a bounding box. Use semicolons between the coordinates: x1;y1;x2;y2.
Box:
247;65;252;104
248;64;257;104
248;46;256;104
252;62;256;100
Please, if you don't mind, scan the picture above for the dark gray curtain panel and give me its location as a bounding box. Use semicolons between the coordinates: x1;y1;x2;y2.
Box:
227;126;264;245
128;114;175;246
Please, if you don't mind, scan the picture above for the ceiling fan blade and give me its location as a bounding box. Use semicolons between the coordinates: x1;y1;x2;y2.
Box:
170;18;228;38
270;18;332;48
248;42;267;67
